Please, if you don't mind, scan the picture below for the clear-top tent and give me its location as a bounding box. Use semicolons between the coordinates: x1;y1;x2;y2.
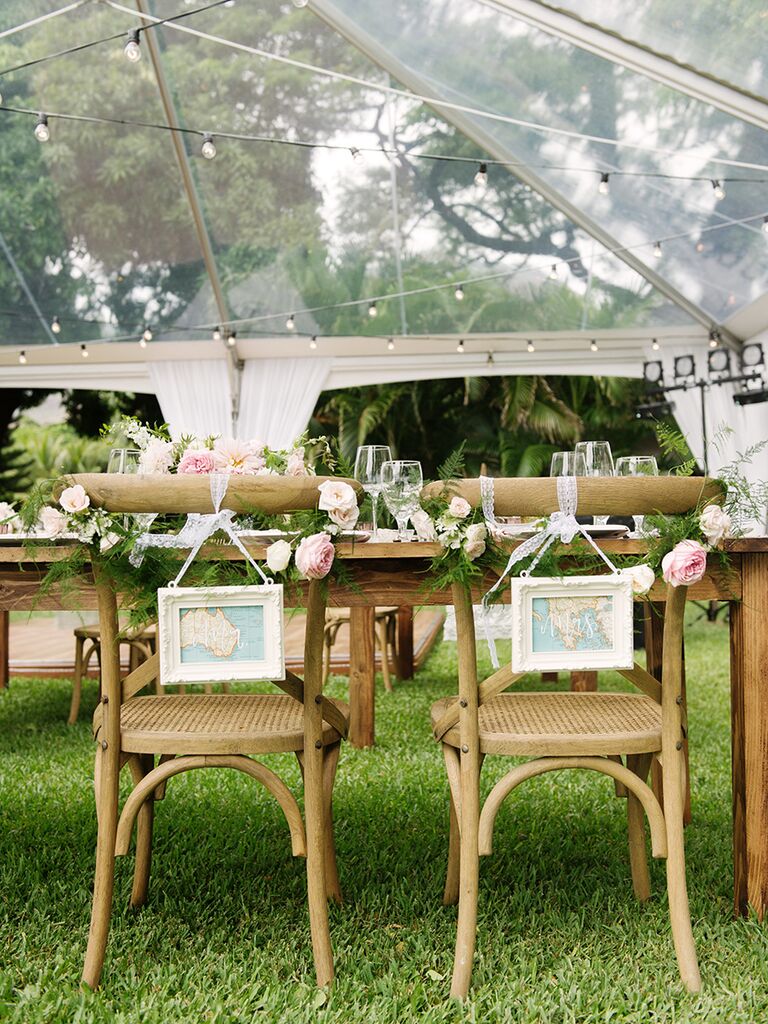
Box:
0;0;766;467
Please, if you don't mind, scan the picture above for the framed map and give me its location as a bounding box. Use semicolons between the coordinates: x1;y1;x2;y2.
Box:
158;585;285;685
510;575;634;673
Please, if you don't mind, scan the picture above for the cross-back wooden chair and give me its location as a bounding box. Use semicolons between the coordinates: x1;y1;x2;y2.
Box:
70;473;358;990
424;475;723;999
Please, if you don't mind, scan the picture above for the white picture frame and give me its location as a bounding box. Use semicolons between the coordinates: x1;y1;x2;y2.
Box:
157;584;285;686
510;575;634;673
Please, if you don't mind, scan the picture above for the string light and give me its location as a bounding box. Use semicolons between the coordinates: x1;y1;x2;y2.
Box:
292;0;310;6
142;324;153;343
138;334;147;349
712;180;726;200
226;330;237;347
18;350;26;364
368;301;378;318
763;216;768;235
709;329;719;349
652;338;660;351
123;29;141;62
201;133;216;159
598;172;610;195
286;314;295;330
653;241;663;258
486;350;494;366
696;240;705;253
309;335;318;349
80;343;88;358
526;339;535;353
51;315;61;334
212;326;221;341
387;337;395;351
456;339;465;353
590;339;599;352
33;113;49;142
349;146;361;162
548;264;558;281
454;284;464;301
474;162;488;187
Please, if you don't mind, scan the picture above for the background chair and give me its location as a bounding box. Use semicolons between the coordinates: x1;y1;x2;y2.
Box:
425;475;721;999
324;606;398;689
69;623;156;725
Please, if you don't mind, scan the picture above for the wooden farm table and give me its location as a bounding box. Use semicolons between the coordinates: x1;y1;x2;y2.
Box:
1;536;767;921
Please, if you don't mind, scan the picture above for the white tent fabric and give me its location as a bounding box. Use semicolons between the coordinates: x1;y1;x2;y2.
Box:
148;359;233;439
237;357;332;448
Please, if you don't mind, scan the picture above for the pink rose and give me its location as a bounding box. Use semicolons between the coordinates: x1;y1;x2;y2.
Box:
294;532;335;579
286;448;308;477
448;496;471;519
661;539;707;587
177;450;216;475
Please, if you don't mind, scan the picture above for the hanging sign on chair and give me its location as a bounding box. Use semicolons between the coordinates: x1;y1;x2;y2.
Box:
158;584;285;686
510;575;634;674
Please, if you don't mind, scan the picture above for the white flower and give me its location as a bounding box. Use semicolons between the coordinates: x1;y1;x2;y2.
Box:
411;509;437;541
448;496;472;519
328;504;360;529
465;522;487;544
138;437;175;475
40;506;68;537
464;538;486;561
699;504;732;546
212;438;266;475
99;531;121;553
317;480;358;525
285;447;308;477
59;484;90;514
265;539;292;573
622;563;656;595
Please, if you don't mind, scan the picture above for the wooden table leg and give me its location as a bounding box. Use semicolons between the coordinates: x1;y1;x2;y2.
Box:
0;609;8;689
571;671;597;692
396;606;414;680
730;553;768;919
349;606;376;749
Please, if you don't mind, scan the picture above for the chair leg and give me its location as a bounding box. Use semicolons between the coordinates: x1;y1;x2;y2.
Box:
626;753;653;901
443;790;460;907
82;741;120;989
376;619;393;692
663;749;701;992
450;748;481;1000
322;742;342;904
69;636;85;725
323;633;332;685
128;753;155;909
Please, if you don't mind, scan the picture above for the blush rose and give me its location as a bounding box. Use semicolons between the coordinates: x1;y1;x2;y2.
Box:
295;532;335;579
59;484;90;514
177;450;216;475
661;539;707;587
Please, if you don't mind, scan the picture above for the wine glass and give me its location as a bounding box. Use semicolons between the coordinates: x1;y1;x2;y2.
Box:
550;451;586;477
354;445;391;540
575;441;615;526
616;455;659;537
380;460;423;542
107;448;140;474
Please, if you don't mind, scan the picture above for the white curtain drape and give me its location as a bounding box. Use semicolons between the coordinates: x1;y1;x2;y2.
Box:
237;357;332;448
148;360;233;439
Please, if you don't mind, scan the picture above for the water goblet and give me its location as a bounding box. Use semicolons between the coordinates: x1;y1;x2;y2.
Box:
380;460;423;542
615;455;659;536
550;451;586;477
575;441;615;526
107;448;140;474
354;445;391;541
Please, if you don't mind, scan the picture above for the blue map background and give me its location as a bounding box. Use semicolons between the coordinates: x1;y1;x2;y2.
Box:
179;605;265;663
531;596;613;653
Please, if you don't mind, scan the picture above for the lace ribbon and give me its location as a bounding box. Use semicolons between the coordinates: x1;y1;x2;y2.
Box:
128;473;272;587
480;476;621;668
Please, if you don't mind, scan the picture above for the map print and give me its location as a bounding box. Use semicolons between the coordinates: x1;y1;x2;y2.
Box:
179;605;265;664
531;595;614;654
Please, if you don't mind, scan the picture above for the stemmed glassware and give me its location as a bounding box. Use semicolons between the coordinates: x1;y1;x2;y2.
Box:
107;448;140;474
550;451;586;477
380;460;423;542
354;445;392;541
615;455;659;536
575;441;615;526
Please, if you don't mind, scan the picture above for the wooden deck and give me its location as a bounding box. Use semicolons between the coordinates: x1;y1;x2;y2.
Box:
7;607;445;679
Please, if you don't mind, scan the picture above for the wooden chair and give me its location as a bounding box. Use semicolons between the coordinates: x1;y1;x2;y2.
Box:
424;475;723;999
70;472;358;990
69;624;156;725
323;606;398;689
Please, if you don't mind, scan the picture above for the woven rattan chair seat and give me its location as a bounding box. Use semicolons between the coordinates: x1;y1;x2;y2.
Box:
431;691;662;756
121;693;349;755
75;624;156;641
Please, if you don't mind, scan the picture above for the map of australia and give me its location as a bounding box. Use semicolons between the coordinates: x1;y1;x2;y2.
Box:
179;605;265;664
531;595;614;653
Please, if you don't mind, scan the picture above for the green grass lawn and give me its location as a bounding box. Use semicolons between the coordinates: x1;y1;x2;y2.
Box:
1;613;767;1023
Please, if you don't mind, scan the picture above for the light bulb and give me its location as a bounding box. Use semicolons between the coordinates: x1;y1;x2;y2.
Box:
653;241;662;258
292;0;310;8
652;338;660;351
486;351;494;366
349;147;361;162
598;172;610;195
387;338;395;351
712;179;726;200
309;335;318;350
124;29;141;63
286;314;295;330
142;325;153;343
709;330;718;349
696;240;705;253
34;113;49;142
368;301;378;318
18;350;26;365
80;343;89;358
454;285;464;301
590;339;598;352
138;336;147;349
201;133;216;160
212;326;222;342
226;331;237;348
51;315;61;334
474;162;488;187
527;339;535;353
456;339;465;353
762;216;768;235
549;264;558;281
